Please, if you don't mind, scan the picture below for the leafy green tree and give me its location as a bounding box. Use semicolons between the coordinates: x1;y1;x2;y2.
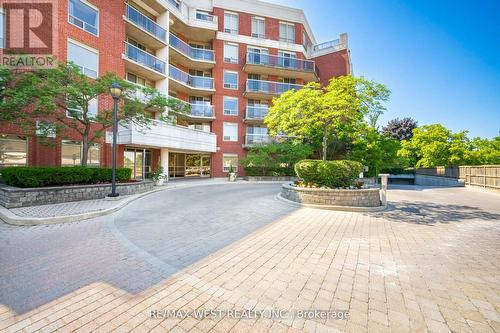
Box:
0;62;188;166
382;117;418;141
469;136;500;165
265;76;389;161
398;124;474;167
240;142;313;176
350;126;402;176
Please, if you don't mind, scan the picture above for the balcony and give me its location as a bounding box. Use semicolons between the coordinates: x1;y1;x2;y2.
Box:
310;35;348;57
124;4;167;49
244;79;303;99
243;134;271;148
169;33;215;70
108;120;216;153
164;1;217;42
168;65;215;97
244;105;268;123
124;42;166;80
168;96;215;120
244;52;318;82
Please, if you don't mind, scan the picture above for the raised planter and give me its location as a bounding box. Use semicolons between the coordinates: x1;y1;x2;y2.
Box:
0;181;154;208
280;183;382;208
245;176;299;182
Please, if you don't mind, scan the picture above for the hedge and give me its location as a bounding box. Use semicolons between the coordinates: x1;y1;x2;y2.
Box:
1;167;132;188
244;166;295;177
294;159;363;188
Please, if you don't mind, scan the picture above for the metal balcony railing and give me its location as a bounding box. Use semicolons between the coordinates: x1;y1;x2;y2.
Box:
168;96;214;118
168;65;214;90
246;52;315;72
169;33;214;61
124;42;166;74
246;79;303;95
246;105;269;119
245;134;271;145
126;4;167;42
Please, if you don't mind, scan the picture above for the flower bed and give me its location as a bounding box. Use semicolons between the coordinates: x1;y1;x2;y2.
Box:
281;183;381;207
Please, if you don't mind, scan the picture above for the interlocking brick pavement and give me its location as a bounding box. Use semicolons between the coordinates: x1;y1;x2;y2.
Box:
1;184;499;332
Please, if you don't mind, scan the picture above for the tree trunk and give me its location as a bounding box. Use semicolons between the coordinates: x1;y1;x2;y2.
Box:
322;126;328;161
81;133;89;167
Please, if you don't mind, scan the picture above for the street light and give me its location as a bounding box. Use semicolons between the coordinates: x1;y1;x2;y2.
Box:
108;82;122;197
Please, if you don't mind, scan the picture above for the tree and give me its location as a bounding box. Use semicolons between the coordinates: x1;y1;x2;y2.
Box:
265;76;390;161
398;124;474;167
382;117;418;141
240;142;313;176
350;126;402;176
0;62;188;166
469;136;500;165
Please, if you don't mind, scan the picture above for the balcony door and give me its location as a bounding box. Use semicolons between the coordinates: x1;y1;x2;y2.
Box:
278;51;296;68
248;47;268;65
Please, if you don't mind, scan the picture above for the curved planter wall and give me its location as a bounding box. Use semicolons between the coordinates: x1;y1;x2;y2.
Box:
281;184;381;207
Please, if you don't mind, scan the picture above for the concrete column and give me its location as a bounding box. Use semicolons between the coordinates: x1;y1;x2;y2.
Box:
160;148;169;181
379;174;389;206
155;10;170;119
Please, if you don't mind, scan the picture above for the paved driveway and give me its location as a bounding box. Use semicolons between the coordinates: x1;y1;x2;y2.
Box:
1;183;499;332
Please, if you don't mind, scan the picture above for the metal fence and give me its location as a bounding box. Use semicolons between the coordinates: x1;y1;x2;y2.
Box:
416;166;500;189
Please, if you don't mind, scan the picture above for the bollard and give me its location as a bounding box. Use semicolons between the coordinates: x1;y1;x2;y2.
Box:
379;174;389;206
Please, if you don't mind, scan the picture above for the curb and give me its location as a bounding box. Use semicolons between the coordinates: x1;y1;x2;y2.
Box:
275;193;388;212
0;180;288;226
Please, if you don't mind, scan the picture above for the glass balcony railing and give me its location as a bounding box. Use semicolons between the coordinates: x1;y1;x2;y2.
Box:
169;65;214;90
126;5;167;42
168;96;214;118
246;105;269;119
246;79;303;95
245;134;271;145
246;52;315;72
195;12;216;22
169;33;214;62
313;39;347;53
125;42;166;74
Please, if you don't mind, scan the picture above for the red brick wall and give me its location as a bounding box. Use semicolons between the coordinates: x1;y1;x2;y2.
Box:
0;0;125;168
313;49;351;86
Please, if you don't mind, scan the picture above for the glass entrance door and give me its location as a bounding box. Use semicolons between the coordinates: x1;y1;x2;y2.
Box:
124;148;152;179
185;154;211;177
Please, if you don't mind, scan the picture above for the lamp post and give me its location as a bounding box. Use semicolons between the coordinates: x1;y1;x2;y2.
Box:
108;82;122;197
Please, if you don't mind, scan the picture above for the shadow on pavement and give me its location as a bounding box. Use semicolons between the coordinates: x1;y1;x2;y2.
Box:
370;200;500;224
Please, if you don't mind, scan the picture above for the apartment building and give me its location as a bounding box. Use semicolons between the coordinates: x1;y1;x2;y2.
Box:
0;0;351;179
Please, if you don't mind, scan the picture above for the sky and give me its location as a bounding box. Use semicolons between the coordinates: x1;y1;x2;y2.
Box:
268;0;500;138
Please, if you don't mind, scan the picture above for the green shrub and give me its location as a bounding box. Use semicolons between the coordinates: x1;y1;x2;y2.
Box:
294;159;363;188
244;166;295;177
1;167;132;188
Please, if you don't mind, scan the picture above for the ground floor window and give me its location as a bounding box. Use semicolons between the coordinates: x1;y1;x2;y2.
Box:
61;140;101;166
124;148;151;179
0;135;27;167
169;152;211;178
223;154;238;172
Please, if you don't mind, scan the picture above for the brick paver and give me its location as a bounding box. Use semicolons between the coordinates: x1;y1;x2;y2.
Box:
1;184;499;332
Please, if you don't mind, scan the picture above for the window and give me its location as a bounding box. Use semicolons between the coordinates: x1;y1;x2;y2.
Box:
223;97;238;116
224;12;238;34
196;10;212;21
279;22;295;43
67;98;98;119
67;40;98;78
68;0;98;36
0;135;27;167
0;12;4;48
36;121;56;138
223;154;238;172
223;122;238;141
61;140;100;166
278;50;297;68
251;17;265;39
223;71;238;89
224;42;238;63
302;30;311;50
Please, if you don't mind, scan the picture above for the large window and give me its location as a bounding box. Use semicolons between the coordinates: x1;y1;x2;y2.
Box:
223;71;238;90
67;40;98;78
279;22;295;43
223;96;238;116
223;42;238;64
67;98;98;119
0;135;27;167
0;12;4;48
68;0;99;36
224;12;238;34
251;17;265;39
61;140;100;166
223;154;238;172
223;122;238;141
